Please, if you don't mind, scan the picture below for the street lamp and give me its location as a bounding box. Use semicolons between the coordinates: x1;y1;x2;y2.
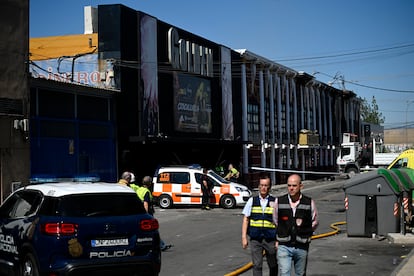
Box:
406;100;414;149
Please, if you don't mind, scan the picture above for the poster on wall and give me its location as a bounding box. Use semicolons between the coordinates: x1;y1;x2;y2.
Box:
221;46;234;140
140;14;159;136
173;72;212;133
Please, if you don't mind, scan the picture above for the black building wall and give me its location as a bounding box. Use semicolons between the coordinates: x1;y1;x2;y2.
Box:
97;4;243;181
98;5;140;137
0;0;30;201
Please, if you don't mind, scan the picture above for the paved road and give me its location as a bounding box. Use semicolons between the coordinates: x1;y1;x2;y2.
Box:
156;178;414;275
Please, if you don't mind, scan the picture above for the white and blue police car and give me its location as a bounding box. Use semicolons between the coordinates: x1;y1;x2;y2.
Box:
0;180;161;276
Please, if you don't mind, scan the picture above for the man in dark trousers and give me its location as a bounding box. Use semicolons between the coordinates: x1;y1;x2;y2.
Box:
138;176;172;251
241;174;278;276
201;168;212;210
273;174;319;276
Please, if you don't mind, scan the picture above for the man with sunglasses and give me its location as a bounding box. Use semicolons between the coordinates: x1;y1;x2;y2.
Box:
273;174;319;276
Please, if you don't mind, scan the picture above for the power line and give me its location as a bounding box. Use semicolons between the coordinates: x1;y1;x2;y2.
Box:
316;72;414;93
273;43;414;62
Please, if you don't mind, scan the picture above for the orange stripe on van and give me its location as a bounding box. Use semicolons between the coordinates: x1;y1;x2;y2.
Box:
172;194;181;203
191;196;200;203
181;182;191;193
220;185;230;194
163;183;172;192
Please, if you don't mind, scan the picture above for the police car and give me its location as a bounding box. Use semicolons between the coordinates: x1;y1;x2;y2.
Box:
0;181;161;276
153;165;252;209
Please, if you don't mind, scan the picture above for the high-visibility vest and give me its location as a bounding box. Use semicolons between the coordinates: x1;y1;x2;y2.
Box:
277;194;313;245
136;186;153;201
248;195;276;241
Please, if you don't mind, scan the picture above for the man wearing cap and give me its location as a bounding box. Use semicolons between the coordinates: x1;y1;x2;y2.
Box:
118;171;133;186
137;176;155;215
138;175;172;251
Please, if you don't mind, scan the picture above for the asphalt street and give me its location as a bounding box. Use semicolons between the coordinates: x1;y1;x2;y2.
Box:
156;178;414;275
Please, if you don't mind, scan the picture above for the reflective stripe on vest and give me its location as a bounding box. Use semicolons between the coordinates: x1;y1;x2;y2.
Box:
250;205;275;228
250;219;276;228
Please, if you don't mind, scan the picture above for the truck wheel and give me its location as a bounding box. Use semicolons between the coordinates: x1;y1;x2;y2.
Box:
158;194;173;209
220;195;236;209
346;168;358;178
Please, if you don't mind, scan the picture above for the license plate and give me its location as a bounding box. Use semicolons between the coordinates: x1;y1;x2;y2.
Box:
91;238;128;247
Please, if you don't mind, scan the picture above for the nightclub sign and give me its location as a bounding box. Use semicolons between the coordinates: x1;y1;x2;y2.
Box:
167;27;213;77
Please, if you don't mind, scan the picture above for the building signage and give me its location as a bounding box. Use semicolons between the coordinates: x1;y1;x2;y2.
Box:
168;27;213;77
29;54;116;89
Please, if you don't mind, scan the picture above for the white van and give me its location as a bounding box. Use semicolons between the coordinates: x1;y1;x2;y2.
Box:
152;165;252;209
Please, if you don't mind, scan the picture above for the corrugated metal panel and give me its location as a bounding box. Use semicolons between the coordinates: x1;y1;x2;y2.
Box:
0;98;23;115
30;33;98;61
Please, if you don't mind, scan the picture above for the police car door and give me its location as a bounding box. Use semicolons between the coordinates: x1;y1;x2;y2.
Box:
0;190;41;264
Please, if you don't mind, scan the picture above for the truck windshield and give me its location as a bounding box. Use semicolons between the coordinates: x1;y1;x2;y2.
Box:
341;148;351;158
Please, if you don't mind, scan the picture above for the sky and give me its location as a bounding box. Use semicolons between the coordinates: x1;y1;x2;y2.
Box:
30;0;414;129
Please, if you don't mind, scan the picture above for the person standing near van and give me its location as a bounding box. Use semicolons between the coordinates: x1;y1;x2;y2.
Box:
241;174;278;276
138;175;172;251
224;163;240;182
201;168;212;210
137;176;155;215
118;171;133;186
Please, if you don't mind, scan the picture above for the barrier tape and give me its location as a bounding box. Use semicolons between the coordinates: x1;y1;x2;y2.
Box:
250;166;341;176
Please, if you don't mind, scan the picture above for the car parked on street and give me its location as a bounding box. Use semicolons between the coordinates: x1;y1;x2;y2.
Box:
0;181;161;276
153;165;252;209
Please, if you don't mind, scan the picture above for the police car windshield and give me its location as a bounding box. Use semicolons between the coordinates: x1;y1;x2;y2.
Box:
208;170;230;183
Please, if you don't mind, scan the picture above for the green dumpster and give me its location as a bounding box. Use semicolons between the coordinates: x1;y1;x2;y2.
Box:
343;168;403;237
390;168;414;229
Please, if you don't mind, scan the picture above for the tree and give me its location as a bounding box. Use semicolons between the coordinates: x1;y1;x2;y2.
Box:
360;96;385;124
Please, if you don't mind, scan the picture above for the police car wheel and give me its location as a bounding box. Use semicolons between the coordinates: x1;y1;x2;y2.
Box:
20;252;39;276
220;195;236;209
159;194;173;209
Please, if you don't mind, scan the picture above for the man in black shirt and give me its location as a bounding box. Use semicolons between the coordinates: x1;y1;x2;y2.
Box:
201;168;212;210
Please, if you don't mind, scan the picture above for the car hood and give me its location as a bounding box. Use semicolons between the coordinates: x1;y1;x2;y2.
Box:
227;182;250;191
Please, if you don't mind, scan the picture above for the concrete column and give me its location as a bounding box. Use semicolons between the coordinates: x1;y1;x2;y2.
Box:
241;63;248;175
328;94;334;166
284;74;291;169
321;89;328;166
311;85;317;166
306;86;311;130
300;86;305;129
259;69;266;167
276;73;283;169
316;87;323;166
268;70;276;183
291;77;298;168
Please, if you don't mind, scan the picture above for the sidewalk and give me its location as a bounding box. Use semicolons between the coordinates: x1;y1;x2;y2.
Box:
389;233;414;276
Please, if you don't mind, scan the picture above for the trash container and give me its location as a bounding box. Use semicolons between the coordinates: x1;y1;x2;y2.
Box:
390;168;414;230
343;168;403;237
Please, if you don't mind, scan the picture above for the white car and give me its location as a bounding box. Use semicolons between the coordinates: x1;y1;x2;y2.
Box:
153;165;252;209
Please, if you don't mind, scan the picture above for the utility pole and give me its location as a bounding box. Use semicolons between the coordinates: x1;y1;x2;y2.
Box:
405;100;414;149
